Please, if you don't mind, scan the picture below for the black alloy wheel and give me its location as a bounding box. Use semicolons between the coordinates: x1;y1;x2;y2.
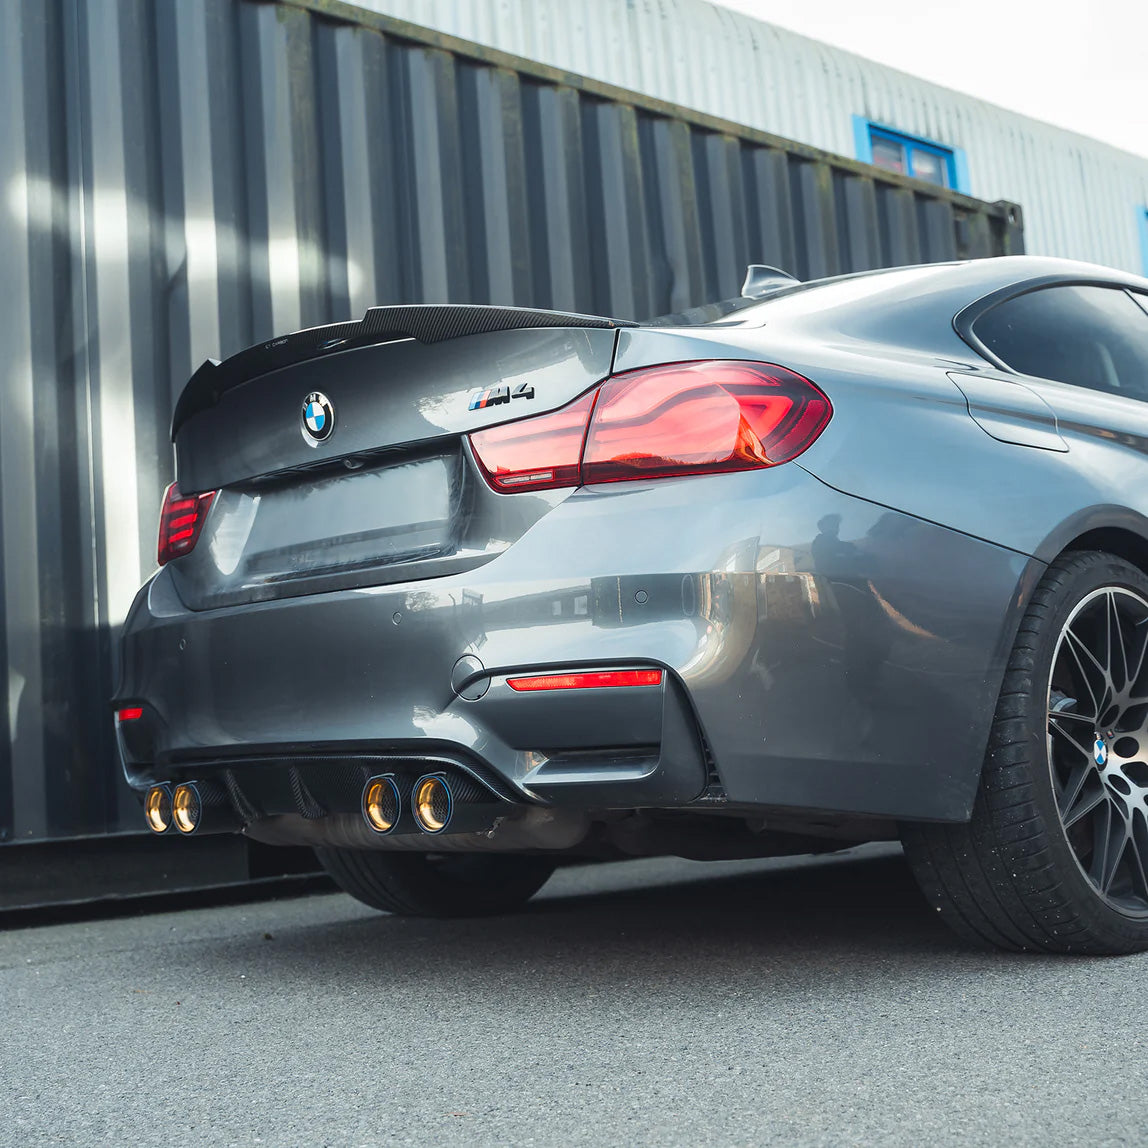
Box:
902;550;1148;954
1047;585;1148;915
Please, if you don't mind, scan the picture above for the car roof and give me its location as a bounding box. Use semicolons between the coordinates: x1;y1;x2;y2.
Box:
658;256;1148;354
795;254;1138;306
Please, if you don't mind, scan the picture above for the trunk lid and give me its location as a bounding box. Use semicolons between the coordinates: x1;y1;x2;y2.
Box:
168;308;627;609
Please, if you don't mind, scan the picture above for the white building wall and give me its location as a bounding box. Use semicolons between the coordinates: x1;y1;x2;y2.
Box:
352;0;1148;274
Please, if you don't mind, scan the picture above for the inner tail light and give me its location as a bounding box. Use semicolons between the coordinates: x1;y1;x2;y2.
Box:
469;390;597;493
158;483;216;566
468;361;830;492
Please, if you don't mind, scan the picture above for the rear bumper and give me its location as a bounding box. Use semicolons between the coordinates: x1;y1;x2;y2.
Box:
115;465;1031;822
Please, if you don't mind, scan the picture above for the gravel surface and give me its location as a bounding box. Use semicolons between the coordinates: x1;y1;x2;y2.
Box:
2;844;1146;1147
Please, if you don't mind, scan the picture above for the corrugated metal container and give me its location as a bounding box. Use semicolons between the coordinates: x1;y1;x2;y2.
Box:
354;0;1148;274
0;0;1017;869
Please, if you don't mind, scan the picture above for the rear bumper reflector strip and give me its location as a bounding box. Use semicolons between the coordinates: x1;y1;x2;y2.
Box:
506;670;664;692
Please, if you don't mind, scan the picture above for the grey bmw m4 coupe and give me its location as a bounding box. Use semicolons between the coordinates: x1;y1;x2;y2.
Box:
116;255;1148;954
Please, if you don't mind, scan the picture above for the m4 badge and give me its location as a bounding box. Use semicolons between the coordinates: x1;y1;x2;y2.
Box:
469;382;535;411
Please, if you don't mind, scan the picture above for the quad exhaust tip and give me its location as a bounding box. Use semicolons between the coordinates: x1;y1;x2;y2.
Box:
143;782;203;835
361;772;468;835
409;772;503;835
363;775;403;834
144;785;173;834
146;781;240;836
413;775;453;834
171;783;202;834
360;771;512;837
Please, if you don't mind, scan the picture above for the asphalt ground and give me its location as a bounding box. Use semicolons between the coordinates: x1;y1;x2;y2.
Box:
2;844;1146;1147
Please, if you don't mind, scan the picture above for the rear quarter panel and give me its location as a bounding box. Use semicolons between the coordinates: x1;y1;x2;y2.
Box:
616;325;1148;565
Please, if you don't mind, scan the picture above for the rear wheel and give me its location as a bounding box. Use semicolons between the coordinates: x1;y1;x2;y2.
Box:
315;847;556;917
902;550;1148;954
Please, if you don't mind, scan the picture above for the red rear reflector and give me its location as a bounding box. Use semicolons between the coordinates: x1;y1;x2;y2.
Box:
158;483;217;566
507;669;664;691
582;361;831;482
116;707;143;722
469;390;597;492
468;361;830;493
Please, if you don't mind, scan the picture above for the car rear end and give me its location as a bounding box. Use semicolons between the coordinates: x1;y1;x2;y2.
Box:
115;295;1026;857
115;300;847;842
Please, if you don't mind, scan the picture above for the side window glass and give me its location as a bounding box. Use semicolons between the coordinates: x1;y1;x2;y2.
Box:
972;285;1148;401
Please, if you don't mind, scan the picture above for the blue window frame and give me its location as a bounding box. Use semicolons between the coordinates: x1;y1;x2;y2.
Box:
852;116;970;194
1139;208;1148;276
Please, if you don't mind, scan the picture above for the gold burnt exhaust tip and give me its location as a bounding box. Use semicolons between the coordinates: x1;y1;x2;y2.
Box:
363;777;400;834
144;786;172;834
413;776;451;834
171;783;201;835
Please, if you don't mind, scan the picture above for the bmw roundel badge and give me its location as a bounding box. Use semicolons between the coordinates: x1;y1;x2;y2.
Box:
301;391;334;444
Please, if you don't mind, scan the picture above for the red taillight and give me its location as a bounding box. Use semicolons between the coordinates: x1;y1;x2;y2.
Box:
507;669;664;691
468;361;830;492
158;483;216;566
116;706;143;722
584;362;831;482
469;390;597;493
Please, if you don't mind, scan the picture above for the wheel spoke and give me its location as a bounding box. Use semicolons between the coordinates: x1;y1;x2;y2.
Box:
1049;714;1098;763
1129;812;1148;903
1129;619;1148;702
1048;706;1093;727
1055;760;1095;821
1063;628;1108;719
1089;799;1128;895
1107;591;1131;695
1063;780;1106;830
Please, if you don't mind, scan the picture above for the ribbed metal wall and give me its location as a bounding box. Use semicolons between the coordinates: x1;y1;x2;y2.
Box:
355;0;1148;275
0;0;1018;848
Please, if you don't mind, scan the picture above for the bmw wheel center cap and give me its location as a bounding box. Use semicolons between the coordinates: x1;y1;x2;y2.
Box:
302;391;335;443
1094;735;1109;767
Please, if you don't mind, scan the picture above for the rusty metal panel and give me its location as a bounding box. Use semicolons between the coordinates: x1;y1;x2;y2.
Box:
0;0;1020;853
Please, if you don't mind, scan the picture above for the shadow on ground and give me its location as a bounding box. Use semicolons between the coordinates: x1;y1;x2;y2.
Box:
196;848;993;994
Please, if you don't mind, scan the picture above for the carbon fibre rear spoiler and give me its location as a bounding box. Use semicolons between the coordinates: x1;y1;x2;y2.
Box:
171;304;637;438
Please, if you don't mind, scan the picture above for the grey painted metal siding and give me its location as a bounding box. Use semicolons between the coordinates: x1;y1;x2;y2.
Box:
355;0;1148;275
0;0;1019;847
